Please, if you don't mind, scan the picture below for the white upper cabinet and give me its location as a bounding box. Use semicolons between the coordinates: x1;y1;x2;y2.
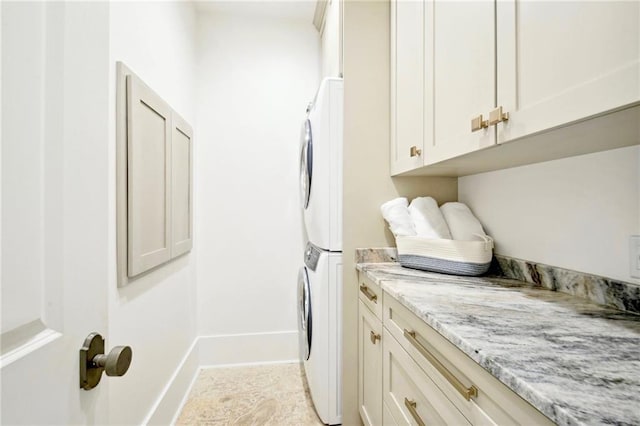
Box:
391;0;640;176
496;0;640;145
390;0;425;175
426;0;496;165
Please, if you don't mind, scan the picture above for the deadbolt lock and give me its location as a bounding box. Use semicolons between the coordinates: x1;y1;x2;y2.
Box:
80;332;132;390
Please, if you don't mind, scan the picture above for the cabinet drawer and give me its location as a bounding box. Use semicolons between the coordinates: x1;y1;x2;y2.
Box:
359;300;383;426
383;295;553;425
358;273;383;320
383;328;471;426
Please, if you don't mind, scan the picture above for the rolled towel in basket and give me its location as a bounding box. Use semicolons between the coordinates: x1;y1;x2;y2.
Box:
440;202;486;241
408;197;452;239
380;197;416;237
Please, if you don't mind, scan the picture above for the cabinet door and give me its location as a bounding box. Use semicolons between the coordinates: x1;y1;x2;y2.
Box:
171;112;193;258
126;74;172;277
359;301;383;426
390;0;425;175
497;1;640;144
426;0;496;165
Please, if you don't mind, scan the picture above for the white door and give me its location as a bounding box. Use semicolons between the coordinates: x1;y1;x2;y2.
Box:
1;2;114;424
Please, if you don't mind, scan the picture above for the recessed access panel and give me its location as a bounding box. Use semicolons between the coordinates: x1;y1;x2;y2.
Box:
117;62;194;284
171;113;193;258
126;74;173;277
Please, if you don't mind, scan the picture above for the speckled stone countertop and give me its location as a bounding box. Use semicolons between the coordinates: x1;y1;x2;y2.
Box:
357;262;640;426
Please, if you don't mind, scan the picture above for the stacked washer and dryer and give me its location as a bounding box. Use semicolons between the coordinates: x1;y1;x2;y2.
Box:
297;77;343;425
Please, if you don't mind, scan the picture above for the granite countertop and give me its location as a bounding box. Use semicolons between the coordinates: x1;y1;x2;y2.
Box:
357;262;640;426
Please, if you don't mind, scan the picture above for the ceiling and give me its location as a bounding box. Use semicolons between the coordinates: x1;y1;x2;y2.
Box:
193;0;317;22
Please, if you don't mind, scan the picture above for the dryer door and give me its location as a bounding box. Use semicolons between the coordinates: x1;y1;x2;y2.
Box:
297;266;312;361
299;118;313;209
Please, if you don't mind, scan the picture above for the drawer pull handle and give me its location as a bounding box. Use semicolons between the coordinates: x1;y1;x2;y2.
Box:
359;284;378;303
404;398;426;426
370;331;381;344
404;329;478;401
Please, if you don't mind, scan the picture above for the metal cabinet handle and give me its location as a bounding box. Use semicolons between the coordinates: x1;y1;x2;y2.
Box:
410;145;422;157
471;114;489;132
404;398;426;426
488;106;509;126
370;331;381;344
359;284;378;303
404;329;478;401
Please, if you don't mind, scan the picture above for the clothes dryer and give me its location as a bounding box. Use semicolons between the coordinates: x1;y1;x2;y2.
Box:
297;242;342;425
300;78;343;252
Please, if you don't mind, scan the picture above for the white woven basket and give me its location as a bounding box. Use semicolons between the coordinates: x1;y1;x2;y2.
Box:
396;235;494;276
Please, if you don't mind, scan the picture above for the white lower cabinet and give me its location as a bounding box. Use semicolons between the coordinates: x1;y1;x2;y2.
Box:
383;296;553;425
357;272;553;425
384;328;471;425
359;300;383;426
383;402;398;426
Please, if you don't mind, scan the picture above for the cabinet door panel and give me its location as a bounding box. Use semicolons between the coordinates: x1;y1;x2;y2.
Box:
127;75;172;277
497;1;640;143
383;402;398;426
428;0;496;164
359;301;383;426
171;113;193;257
391;0;425;175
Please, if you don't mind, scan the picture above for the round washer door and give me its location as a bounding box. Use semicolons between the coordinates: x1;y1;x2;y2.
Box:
297;266;312;361
299;119;313;210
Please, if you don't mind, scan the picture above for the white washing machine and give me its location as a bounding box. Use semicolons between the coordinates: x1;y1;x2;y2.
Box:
298;242;342;425
300;77;343;252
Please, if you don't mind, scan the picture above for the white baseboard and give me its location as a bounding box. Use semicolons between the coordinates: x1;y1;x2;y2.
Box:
199;330;299;367
144;339;200;426
144;330;300;424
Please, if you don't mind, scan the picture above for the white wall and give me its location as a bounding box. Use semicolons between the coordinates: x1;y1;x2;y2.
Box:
194;7;319;360
321;0;341;78
341;0;458;422
107;2;198;424
459;145;640;284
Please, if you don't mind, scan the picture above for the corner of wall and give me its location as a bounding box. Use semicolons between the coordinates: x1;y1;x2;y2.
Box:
143;338;201;426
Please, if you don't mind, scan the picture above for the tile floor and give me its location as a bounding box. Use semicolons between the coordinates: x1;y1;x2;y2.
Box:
176;362;324;425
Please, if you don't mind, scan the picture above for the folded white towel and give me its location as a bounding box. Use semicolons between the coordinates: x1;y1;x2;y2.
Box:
440;202;486;241
380;197;416;237
408;197;452;239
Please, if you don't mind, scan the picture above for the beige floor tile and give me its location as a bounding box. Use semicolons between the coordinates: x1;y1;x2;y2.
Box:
175;362;325;426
